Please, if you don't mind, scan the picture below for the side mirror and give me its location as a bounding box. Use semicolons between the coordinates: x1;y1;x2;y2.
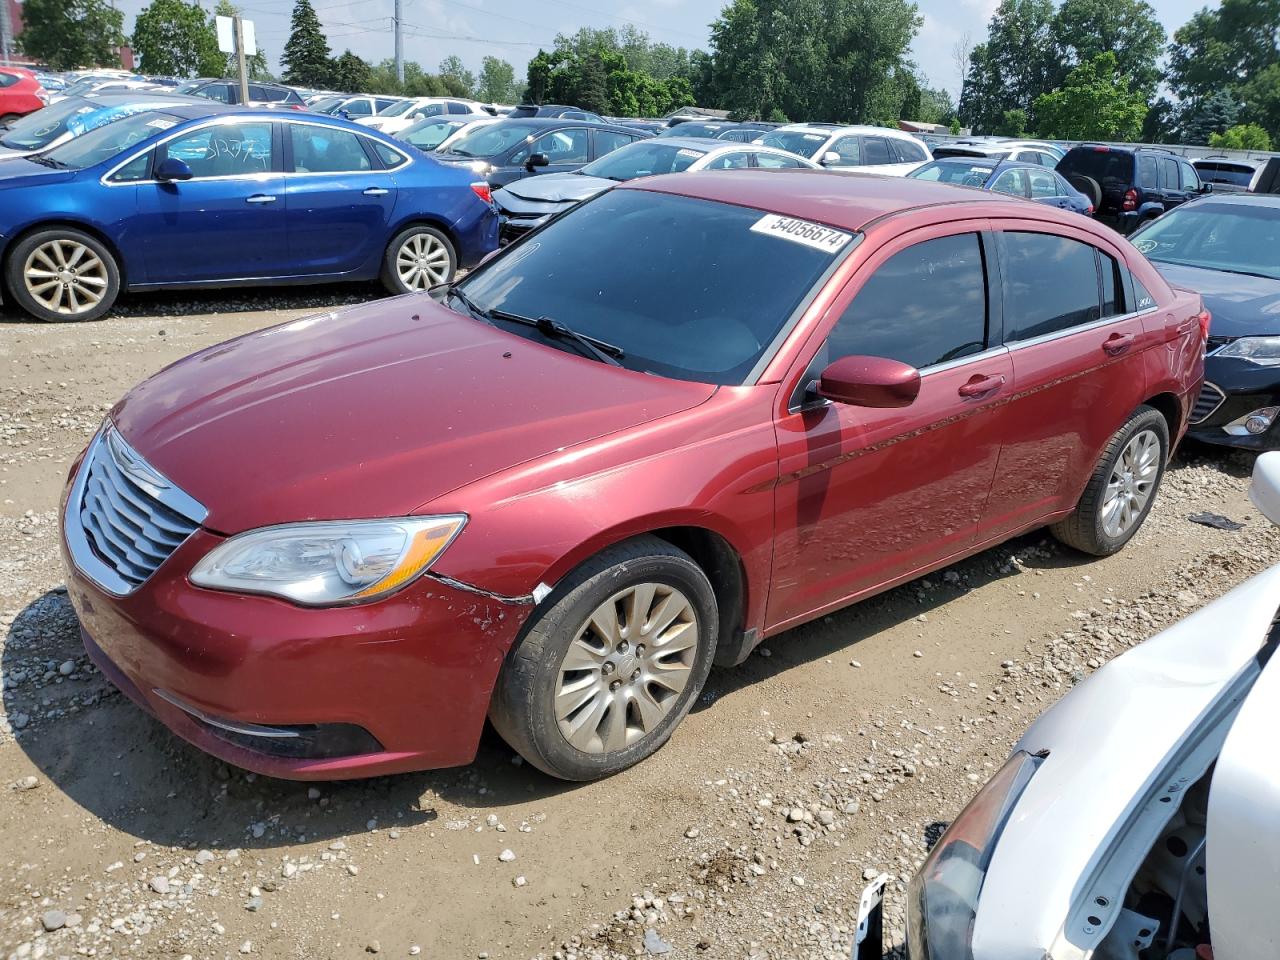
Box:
1250;451;1280;525
526;152;550;171
821;151;841;166
815;355;920;408
155;157;193;182
1200;182;1214;194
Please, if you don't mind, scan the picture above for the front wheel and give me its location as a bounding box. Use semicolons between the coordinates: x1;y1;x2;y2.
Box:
4;228;121;323
1051;406;1169;556
380;225;456;294
489;536;718;781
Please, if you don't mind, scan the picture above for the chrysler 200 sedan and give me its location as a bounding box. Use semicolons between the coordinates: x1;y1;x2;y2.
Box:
59;172;1206;781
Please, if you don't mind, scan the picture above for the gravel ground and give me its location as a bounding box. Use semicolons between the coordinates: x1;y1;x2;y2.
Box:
2;290;1276;960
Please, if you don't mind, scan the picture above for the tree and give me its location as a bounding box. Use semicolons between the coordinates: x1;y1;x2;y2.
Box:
1167;0;1279;104
17;0;125;70
212;0;271;80
996;107;1028;136
366;59;447;97
1179;90;1242;144
1033;52;1147;141
477;56;517;103
1049;0;1165;96
332;50;372;92
1209;123;1273;149
282;0;332;88
132;0;222;78
958;0;1058;133
438;56;476;97
1240;63;1280;142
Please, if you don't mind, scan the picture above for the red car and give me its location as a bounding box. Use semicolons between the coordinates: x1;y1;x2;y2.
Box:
59;172;1206;781
0;67;47;124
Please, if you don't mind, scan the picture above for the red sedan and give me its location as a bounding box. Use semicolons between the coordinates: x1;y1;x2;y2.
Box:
59;171;1206;781
0;67;47;123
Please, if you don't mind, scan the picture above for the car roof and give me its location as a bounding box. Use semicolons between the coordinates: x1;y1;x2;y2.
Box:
85;92;208;106
1184;192;1280;209
621;168;1024;231
778;123;920;140
487;116;637;132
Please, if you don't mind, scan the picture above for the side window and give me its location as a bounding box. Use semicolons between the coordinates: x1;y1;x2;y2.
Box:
704;151;752;170
1138;155;1158;188
563;111;588;120
199;83;233;104
825;135;862;166
1001;232;1102;340
0;73;17;88
290;125;373;173
373;141;408;169
755;152;806;169
447;101;470;115
593;129;634;156
375;99;399;112
892;139;927;163
344;100;372;116
110;149;153;183
861;137;893;165
161;122;273;178
826;233;988;370
1100;253;1125;317
1014;150;1040;165
1028;169;1061;198
1179;161;1200;191
414;103;447;119
1160;157;1179;190
991;168;1029;197
247;84;266;101
515;128;589;164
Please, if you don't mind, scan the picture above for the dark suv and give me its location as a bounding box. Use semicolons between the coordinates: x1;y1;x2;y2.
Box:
187;79;306;109
1057;145;1209;233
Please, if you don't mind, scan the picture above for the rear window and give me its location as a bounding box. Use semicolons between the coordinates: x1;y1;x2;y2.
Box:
1059;148;1134;185
1194;162;1254;187
456;190;854;384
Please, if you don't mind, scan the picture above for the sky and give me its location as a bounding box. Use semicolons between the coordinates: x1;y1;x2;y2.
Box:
106;0;1212;100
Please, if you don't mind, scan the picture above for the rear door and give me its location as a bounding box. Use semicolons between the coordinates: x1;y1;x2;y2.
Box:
1159;156;1186;211
1027;167;1069;208
282;122;396;276
981;223;1151;540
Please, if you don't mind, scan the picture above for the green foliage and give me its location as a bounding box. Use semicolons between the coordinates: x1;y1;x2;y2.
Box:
332;50;372;93
1240;63;1280;142
949;117;961;135
958;0;1057;133
17;0;125;70
132;0;222;77
1167;0;1279;104
1050;0;1165;97
477;57;519;103
1033;52;1147;141
1179;91;1242;145
281;0;332;88
438;56;476;97
996;108;1028;137
1209;123;1273;150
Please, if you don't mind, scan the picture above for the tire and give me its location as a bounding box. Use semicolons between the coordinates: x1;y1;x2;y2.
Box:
380;225;456;295
1067;174;1102;210
1051;406;1169;557
3;227;121;323
489;536;719;781
0;114;20;126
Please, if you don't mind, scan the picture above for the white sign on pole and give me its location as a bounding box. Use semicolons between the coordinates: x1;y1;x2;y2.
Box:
216;15;235;54
241;20;257;56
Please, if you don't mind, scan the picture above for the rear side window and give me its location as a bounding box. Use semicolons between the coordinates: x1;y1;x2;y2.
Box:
1028;168;1061;198
291;125;373;173
1138;156;1158;188
1160;158;1179;190
594;129;634;156
1059;148;1133;185
827;233;988;370
892;139;927;163
197;83;233;103
862;137;893;165
373;141;407;169
1001;232;1101;340
991;168;1029;197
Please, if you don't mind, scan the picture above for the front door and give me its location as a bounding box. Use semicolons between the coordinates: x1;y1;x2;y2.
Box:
135;119;287;283
767;228;1012;631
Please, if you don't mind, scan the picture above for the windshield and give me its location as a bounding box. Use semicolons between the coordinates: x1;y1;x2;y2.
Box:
757;130;828;158
659;123;722;139
579;141;706;180
402;118;464;149
41;111;180;170
1131;202;1280;281
442;121;539;158
0;97;95;150
309;96;341;113
908;160;996;187
378;99;418;117
456;190;853;384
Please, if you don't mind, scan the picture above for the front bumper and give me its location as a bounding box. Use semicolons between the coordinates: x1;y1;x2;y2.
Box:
1186;358;1280;450
61;521;531;780
497;213;549;246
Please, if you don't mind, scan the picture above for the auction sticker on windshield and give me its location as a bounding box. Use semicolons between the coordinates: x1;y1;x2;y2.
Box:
750;214;853;253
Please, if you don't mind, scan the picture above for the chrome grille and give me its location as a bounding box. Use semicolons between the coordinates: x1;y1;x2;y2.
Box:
66;427;207;595
1189;382;1226;425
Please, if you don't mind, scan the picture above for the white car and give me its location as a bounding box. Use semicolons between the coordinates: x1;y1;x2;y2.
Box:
753;123;931;176
395;115;500;153
358;97;489;135
898;451;1280;960
313;94;405;121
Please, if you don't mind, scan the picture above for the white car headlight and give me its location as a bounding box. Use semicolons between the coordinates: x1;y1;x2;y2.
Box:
190;516;466;606
1215;336;1280;366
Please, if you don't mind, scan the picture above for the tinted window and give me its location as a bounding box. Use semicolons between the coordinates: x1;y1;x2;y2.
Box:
991;168;1029;197
344;100;373;116
827;234;987;369
1178;161;1200;191
1059;148;1134;186
892;139;927;163
862;137;893;165
290;125;372;173
594;129;634;156
1002;232;1101;340
373;141;407;169
162;121;273;178
447;101;470;115
457;190;850;385
196;83;233;104
1160;157;1179;190
512;128;588;164
1028;168;1061;198
1138;155;1158;188
1101;253;1124;317
248;84;266;101
375;99;399;112
1014;150;1041;164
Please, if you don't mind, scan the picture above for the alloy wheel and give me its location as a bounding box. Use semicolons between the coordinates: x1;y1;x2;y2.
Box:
1102;428;1161;538
23;239;109;317
395;232;450;290
554;582;699;754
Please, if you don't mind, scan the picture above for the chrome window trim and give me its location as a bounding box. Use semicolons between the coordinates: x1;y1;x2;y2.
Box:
1002;307;1155;352
100;115;413;187
920;344;1010;377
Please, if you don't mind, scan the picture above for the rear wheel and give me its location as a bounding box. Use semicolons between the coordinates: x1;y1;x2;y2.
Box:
1051;406;1169;556
380;225;455;294
4;227;120;323
0;114;20;126
489;536;718;781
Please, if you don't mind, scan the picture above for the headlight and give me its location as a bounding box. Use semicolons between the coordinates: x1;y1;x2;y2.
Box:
906;751;1043;960
190;516;466;606
1215;336;1280;366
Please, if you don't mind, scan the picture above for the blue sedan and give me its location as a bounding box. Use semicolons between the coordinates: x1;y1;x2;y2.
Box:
0;105;498;322
907;158;1093;215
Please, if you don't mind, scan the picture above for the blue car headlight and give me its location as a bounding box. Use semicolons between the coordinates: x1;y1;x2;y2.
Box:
907;751;1044;960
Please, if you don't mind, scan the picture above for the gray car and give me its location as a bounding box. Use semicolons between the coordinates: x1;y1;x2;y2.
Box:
897;452;1280;960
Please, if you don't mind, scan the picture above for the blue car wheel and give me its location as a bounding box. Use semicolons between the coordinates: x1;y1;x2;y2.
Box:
381;225;457;294
5;226;121;323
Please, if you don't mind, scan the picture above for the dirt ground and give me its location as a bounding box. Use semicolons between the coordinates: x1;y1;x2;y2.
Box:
2;287;1277;960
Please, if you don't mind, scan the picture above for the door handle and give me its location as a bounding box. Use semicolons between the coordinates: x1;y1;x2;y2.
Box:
245;194;277;204
957;373;1005;399
362;187;389;196
1103;332;1136;355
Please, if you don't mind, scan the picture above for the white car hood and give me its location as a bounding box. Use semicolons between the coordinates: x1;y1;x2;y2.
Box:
501;172;612;203
971;563;1280;959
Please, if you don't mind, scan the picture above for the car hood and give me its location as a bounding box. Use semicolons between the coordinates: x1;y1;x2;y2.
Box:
110;298;715;534
1153;261;1280;338
971;561;1280;958
0;157;76;188
498;172;612;205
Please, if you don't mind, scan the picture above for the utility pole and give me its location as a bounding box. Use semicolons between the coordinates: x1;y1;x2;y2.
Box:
234;16;250;105
394;0;404;85
0;0;12;68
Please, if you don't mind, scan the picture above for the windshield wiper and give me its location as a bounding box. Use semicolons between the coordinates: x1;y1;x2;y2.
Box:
491;308;624;365
26;155;65;168
447;286;492;323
